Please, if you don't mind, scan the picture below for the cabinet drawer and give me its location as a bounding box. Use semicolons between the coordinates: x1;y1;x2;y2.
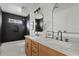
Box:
32;46;38;52
32;47;38;54
32;52;39;56
32;40;39;48
31;40;39;56
32;49;39;56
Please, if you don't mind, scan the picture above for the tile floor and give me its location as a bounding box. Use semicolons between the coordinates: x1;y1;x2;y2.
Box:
0;40;26;56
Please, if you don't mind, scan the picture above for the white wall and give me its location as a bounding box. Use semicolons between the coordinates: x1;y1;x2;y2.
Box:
29;3;55;36
53;4;79;33
66;5;79;33
29;3;79;38
39;4;53;31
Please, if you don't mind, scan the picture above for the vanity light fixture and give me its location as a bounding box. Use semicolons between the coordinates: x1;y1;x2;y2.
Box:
34;7;41;13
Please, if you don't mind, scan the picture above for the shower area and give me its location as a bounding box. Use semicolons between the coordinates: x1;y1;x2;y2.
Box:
0;12;30;43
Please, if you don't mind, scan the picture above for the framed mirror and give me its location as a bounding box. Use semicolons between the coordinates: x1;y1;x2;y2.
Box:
35;18;43;32
35;8;43;32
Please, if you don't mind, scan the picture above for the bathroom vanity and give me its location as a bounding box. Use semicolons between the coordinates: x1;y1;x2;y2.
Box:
25;35;79;56
25;36;66;56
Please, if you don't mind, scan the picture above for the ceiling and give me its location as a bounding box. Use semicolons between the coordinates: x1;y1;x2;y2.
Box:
0;3;39;17
0;3;79;17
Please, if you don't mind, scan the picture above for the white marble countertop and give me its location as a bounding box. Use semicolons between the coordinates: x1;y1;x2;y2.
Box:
25;35;79;56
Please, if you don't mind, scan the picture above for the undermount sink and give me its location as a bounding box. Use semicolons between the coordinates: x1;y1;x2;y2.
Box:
43;38;72;48
31;35;72;48
56;40;72;48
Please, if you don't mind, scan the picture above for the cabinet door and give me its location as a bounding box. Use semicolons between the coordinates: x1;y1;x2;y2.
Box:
25;38;32;56
31;40;39;56
39;44;66;56
39;44;50;56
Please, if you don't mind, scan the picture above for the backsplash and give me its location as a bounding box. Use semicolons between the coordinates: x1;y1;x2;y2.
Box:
63;33;79;38
54;32;79;44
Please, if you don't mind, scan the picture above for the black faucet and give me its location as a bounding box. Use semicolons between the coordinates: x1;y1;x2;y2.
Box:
52;31;54;39
57;30;63;41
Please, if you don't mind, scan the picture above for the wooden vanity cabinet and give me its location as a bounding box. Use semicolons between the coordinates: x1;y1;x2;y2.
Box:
25;37;32;56
39;44;66;56
25;36;66;56
31;40;39;56
25;37;39;56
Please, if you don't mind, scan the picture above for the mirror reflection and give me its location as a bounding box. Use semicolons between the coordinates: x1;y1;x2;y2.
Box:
53;3;79;33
